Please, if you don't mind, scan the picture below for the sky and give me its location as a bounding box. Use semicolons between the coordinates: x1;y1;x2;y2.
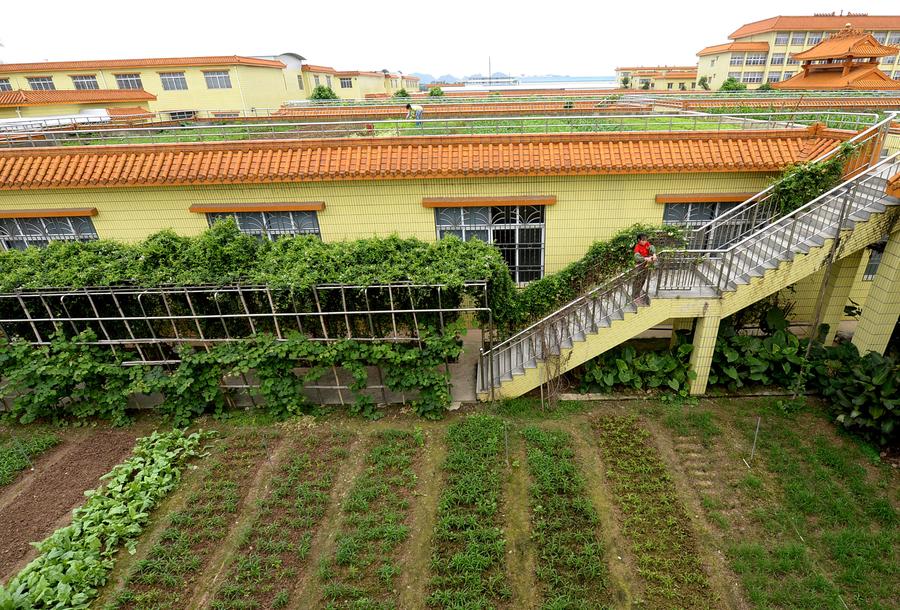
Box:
1;1;898;77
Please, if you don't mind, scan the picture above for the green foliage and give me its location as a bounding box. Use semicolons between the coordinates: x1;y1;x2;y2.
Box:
577;343;696;396
708;329;806;391
769;142;860;216
757;82;774;91
697;76;710;91
310;85;338;100
512;223;683;327
720;77;747;91
392;88;410;98
428;415;510;607
522;427;609;607
620;75;631;88
428;86;444;96
2;429;209;610
640;81;651;90
0;431;59;486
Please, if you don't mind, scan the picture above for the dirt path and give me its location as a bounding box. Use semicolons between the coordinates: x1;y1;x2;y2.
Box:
397;427;447;610
502;432;539;610
0;428;143;581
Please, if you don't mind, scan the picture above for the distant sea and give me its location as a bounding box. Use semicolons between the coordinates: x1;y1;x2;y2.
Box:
454;76;617;91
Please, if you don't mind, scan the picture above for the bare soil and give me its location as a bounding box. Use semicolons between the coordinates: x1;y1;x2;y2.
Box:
0;428;142;581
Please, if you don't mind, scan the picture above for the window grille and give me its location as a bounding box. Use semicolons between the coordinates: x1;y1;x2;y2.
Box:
207;211;321;240
204;71;232;89
160;72;188;91
434;205;545;283
863;249;883;281
115;73;143;89
0;216;98;251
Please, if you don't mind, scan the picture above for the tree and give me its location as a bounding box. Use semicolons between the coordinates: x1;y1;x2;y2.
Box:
697;76;711;91
719;77;747;91
310;85;338;100
640;81;651;90
757;82;774;91
428;86;444;97
393;88;410;98
621;76;631;89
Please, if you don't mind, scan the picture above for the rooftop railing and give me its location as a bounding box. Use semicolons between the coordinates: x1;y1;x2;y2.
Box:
0;112;878;149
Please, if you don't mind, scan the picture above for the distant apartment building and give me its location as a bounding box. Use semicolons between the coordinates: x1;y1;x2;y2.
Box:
0;54;418;121
697;13;900;89
614;66;697;90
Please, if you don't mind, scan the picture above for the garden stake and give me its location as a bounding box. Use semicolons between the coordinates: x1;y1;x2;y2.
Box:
744;416;761;469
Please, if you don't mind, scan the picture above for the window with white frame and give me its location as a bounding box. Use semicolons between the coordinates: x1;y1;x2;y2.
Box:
790;32;806;45
340;77;353;88
783;71;795;79
786;56;800;65
730;53;744;66
160;72;188;91
774;32;789;45
435;205;545;283
0;216;99;251
168;110;197;120
881;55;897;65
326;75;333;88
203;71;232;89
207;211;321;240
71;75;99;90
863;248;883;280
890;33;900;45
745;53;767;65
770;53;785;65
0;78;11;92
767;72;782;82
894;71;900;80
26;76;55;91
297;74;304;89
807;32;823;45
873;32;887;44
115;73;143;89
727;71;742;80
742;72;764;84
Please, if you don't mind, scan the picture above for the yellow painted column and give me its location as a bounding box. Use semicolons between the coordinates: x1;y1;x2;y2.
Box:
817;250;864;345
852;232;900;355
670;317;695;347
689;315;721;395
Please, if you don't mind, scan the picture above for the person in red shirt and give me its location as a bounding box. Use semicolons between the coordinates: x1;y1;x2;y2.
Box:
633;233;657;305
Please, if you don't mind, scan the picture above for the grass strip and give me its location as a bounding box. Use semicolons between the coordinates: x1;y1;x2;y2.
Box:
427;414;510;608
727;413;898;609
210;429;353;609
592;415;712;608
1;429;208;610
109;430;274;610
0;431;60;486
522;427;610;609
318;428;423;608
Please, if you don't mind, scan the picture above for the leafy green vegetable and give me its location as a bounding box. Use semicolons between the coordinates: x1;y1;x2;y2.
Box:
0;432;60;486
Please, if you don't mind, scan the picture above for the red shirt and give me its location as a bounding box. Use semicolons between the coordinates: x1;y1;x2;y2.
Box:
634;242;653;258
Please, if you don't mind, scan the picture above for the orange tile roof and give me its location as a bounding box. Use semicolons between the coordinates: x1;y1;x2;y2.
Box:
774;63;900;90
302;65;411;79
730;15;900;40
0;56;286;74
697;42;770;56
0;89;156;108
0;128;848;191
105;106;154;117
792;29;899;60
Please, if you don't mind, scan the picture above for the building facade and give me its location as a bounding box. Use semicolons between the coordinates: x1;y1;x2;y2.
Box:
696;13;900;89
614;66;698;90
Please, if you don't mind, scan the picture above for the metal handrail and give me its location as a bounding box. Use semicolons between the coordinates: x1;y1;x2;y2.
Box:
685;112;897;246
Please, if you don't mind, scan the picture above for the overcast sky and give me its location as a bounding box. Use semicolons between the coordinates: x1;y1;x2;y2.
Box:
1;1;897;77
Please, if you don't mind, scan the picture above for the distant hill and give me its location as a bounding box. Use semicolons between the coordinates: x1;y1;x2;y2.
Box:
410;72;435;84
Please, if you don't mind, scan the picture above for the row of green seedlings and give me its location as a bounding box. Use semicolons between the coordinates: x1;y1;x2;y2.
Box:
722;409;898;609
522;427;611;608
592;416;712;608
109;430;276;609
427;414;511;608
0;430;59;486
319;429;424;608
210;428;354;610
1;429;208;610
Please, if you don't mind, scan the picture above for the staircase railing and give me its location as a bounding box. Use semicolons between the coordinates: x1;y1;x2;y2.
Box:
477;118;899;394
685;113;896;252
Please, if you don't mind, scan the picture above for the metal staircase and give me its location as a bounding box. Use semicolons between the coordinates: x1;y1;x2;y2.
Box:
477;115;900;400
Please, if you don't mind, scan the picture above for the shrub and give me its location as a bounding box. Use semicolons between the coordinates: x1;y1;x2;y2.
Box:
428;86;444;97
719;77;747;91
757;82;774;91
310;85;338;100
392;88;410;98
577;343;695;396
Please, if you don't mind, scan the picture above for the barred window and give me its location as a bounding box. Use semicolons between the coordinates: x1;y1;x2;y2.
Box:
863;248;883;281
770;53;785;65
0;78;11;92
434;205;545;283
745;53;767;65
71;75;99;90
26;76;55;91
340;77;353;88
115;73;143;89
207;211;320;240
730;54;744;66
204;71;232;89
0;216;98;251
774;32;789;45
160;72;188;91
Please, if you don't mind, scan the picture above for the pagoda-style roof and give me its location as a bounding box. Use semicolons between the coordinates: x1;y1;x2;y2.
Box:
773;63;900;90
791;27;899;61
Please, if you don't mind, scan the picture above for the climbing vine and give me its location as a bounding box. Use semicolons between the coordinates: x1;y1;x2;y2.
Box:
769;141;861;216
